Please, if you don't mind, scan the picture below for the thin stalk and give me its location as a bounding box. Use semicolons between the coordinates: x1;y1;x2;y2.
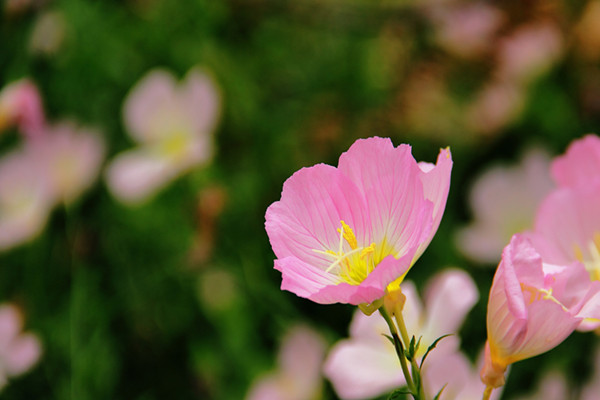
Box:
395;310;425;397
379;307;418;397
482;386;493;400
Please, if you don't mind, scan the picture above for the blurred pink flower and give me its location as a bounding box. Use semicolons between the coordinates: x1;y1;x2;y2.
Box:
465;79;526;136
0;148;53;251
456;148;554;264
265;137;452;305
0;304;42;390
324;269;478;399
481;234;600;389
245;325;326;400
106;67;221;205
0;79;45;139
429;3;504;59
551;134;600;188
496;22;564;86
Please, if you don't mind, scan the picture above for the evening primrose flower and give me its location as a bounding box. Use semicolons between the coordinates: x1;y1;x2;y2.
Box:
106;67;220;205
324;269;480;399
480;234;600;391
551;134;600;188
265;137;452;306
456;147;554;264
0;79;45;138
0;304;42;391
246;325;326;400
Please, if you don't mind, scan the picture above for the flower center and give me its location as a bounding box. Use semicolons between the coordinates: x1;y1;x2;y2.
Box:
313;220;376;286
519;283;568;312
574;232;600;282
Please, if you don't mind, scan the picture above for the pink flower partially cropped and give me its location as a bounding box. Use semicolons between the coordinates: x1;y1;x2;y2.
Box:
324;269;477;399
106;67;221;204
265;137;452;305
551;134;600;188
0;79;45;138
481;234;600;388
0;304;42;390
245;325;326;400
0;148;54;251
456;147;554;264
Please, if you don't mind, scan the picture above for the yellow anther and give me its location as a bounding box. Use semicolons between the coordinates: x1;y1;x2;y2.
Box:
574;244;584;262
360;243;376;258
338;220;358;250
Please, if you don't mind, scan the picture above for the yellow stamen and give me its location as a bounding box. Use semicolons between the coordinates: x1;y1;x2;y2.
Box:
520;283;569;312
338;220;358;250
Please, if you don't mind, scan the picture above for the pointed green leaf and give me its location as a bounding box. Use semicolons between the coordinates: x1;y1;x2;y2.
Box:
420;334;452;369
433;384;447;400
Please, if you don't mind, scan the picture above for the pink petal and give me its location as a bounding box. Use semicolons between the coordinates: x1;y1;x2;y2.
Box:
266;164;369;271
551;134;600;188
5;333;41;376
105;148;178;205
421;269;479;344
337;137;434;261
0;305;22;349
278;326;325;392
416;147;453;258
123;69;181;143
181;68;221;138
323;339;401;400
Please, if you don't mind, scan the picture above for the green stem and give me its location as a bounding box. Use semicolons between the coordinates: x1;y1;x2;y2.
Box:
395;311;426;397
482;386;493;400
379;307;418;398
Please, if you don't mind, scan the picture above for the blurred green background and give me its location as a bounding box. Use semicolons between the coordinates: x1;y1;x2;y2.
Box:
1;0;599;399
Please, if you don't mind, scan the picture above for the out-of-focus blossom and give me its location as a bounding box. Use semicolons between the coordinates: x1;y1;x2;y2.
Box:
0;79;45;138
456;148;554;264
324;269;478;399
512;371;569;400
429;4;504;59
551;134;600;188
465;79;526;136
0;304;42;390
496;22;564;86
265;137;452;306
105;67;221;205
246;325;326;400
0;149;53;251
29;10;67;56
481;235;600;389
574;1;600;62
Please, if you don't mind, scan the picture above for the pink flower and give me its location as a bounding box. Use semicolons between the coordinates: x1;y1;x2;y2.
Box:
481;234;600;388
324;269;477;399
106;67;221;205
0;304;42;390
512;371;569;400
0;148;53;251
245;325;326;400
31;122;105;204
456;148;554;264
265;137;452;305
551;134;600;188
0;79;45;139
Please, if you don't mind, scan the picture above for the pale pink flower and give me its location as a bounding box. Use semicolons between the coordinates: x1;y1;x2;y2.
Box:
465;79;526;136
0;79;45;138
0;148;53;251
550;134;600;188
324;269;478;399
481;234;600;389
496;22;564;85
456;148;554;264
246;325;326;400
30;122;105;204
106;67;221;205
429;4;504;59
0;304;42;390
265;137;452;305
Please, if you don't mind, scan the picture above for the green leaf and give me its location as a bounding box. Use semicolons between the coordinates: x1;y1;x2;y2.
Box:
433;384;447;400
382;334;395;346
420;334;452;369
388;387;411;400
